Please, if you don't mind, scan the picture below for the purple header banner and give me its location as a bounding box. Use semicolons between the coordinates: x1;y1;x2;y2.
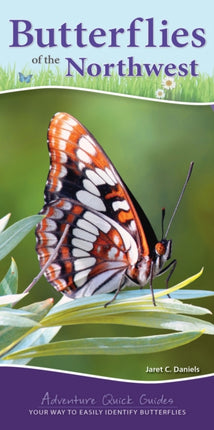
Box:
0;366;212;429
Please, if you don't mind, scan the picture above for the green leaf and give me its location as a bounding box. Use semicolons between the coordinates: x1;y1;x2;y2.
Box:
0;299;55;360
0;258;18;297
42;293;213;326
45;268;206;324
40;269;213;336
0;293;28;307
117;289;214;300
1;269;213;363
1;327;61;365
0;308;40;327
43;305;214;334
0;326;33;354
0;215;43;260
95;311;214;334
144;267;204;300
4;331;203;359
20;298;54;322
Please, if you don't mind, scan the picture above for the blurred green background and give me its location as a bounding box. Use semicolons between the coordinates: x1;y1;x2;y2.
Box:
0;88;213;380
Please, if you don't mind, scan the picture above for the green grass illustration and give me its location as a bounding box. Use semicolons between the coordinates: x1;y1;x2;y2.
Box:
0;65;214;102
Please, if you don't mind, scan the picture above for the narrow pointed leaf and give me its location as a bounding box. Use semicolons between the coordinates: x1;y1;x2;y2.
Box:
143;268;204;300
0;258;18;296
0;213;11;233
1;326;61;365
0;215;43;260
93;311;214;334
41;297;214;334
0;309;40;327
0;300;55;359
42;295;212;327
45;269;206;324
4;331;203;360
20;298;54;322
0;326;34;353
0;293;28;307
117;289;214;300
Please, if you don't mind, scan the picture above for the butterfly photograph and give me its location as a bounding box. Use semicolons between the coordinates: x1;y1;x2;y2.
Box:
35;112;193;307
0;88;213;378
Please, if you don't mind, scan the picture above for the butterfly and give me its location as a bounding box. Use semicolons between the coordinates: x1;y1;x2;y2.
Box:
18;72;33;83
36;112;193;305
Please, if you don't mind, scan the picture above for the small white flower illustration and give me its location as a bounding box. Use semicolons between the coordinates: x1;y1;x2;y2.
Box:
155;88;165;99
162;77;176;90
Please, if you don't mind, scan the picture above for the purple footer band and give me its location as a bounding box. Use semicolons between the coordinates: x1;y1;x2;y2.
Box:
0;366;212;429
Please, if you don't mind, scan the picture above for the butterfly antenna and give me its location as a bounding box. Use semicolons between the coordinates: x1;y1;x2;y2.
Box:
161;207;166;240
165;162;194;238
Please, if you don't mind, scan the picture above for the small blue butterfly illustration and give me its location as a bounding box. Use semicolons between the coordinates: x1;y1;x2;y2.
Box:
18;72;33;83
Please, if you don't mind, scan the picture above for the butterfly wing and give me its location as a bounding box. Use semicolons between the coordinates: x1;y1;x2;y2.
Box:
18;72;24;82
36;112;156;297
36;197;139;297
25;74;32;83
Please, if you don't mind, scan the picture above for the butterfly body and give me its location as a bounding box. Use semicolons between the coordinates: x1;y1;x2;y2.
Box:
36;113;172;301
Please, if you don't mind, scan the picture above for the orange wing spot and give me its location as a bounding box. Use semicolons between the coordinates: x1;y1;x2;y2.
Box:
54;277;76;293
45;206;55;218
64;142;77;156
92;230;125;261
47;265;58;282
66;213;75;224
105;184;123;201
60;245;69;258
105;191;117;200
41;219;48;229
71;125;87;141
64;260;73;275
56;200;66;208
73;205;84;215
36;230;50;246
118;210;133;224
91;151;109;169
39;254;50;266
38;247;51;264
54;279;67;292
48;177;60;193
49;149;65;163
49;164;65;178
54;242;73;275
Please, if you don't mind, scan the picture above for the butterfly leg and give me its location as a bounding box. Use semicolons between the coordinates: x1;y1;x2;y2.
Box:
165;259;177;289
157;259;177;298
165;259;177;298
104;277;126;308
149;261;156;306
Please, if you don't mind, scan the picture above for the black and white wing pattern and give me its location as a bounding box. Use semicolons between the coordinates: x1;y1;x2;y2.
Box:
36;112;161;299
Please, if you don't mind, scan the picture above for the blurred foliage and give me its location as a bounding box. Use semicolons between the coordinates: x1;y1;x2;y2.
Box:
0;88;213;379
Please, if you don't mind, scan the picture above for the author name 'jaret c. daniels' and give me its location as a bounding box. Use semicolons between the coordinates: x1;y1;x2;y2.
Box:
145;365;200;374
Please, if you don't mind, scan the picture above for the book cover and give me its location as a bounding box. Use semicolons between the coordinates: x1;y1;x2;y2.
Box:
0;1;213;428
